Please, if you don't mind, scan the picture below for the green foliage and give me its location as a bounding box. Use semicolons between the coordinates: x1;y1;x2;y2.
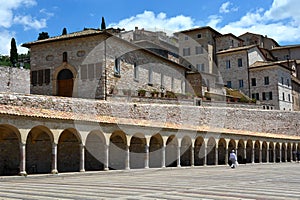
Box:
0;55;11;66
38;32;50;40
62;28;67;35
10;38;18;67
101;17;106;30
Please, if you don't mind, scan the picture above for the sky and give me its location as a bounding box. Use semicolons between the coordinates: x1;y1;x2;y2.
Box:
1;0;300;55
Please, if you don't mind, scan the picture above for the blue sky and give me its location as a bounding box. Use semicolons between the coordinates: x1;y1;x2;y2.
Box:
1;0;300;55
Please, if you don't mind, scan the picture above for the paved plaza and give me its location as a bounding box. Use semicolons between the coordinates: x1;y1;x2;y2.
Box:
0;163;300;199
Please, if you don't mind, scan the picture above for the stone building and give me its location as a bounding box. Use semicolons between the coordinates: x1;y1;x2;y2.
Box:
22;29;200;100
217;45;265;97
239;32;279;50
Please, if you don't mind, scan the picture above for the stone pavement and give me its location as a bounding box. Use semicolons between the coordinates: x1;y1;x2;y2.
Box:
0;163;300;200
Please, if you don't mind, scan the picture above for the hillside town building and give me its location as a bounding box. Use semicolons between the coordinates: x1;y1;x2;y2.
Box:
1;25;300;176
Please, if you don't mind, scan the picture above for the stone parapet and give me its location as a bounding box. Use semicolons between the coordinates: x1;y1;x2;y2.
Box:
0;92;299;137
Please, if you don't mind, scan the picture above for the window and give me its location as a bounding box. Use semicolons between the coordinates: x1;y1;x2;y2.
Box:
171;77;174;90
226;60;231;69
264;76;269;85
251;78;256;86
281;77;284;85
197;63;205;72
195;46;203;54
288;94;291;102
38;70;43;86
148;68;153;85
239;79;244;88
134;63;138;80
114;58;120;76
184;36;188;40
31;71;38;86
63;52;68;62
263;92;272;100
282;92;285;101
227;81;232;88
183;48;190;56
251;93;259;100
45;69;50;84
197;34;202;38
287;79;290;87
238;58;243;67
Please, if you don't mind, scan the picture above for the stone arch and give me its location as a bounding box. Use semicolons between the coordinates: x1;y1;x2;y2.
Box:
85;130;106;171
254;140;260;163
57;128;81;172
166;135;178;167
149;133;163;168
246;140;253;163
237;140;245;164
109;131;127;170
180;136;192;167
207;137;216;165
275;142;280;162
218;138;226;165
287;142;292;162
228;139;236;164
53;63;78;97
0;124;21;176
194;136;205;166
262;141;268;163
129;133;146;169
26;126;53;174
282;143;286;162
269;142;274;162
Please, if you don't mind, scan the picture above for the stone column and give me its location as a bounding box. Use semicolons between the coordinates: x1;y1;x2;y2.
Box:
252;148;255;164
243;146;247;163
80;144;85;172
279;143;282;163
266;145;269;163
162;145;166;168
177;145;181;167
104;145;109;171
19;143;27;176
125;147;130;170
215;147;218;165
273;148;276;163
51;143;58;174
191;146;195;167
145;145;149;169
204;147;207;166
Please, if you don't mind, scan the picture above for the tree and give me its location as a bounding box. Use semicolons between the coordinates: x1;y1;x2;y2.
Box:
62;27;67;35
101;17;106;30
38;32;49;40
10;38;18;67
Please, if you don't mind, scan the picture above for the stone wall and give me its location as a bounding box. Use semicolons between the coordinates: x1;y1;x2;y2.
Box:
0;93;299;137
0;66;30;94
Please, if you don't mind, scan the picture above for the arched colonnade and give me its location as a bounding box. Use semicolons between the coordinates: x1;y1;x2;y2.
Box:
0;124;299;176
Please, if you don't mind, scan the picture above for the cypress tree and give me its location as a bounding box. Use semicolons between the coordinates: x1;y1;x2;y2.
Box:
10;38;18;67
101;17;106;30
62;27;67;35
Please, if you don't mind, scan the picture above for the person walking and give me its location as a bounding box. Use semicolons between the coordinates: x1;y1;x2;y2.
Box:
229;150;238;169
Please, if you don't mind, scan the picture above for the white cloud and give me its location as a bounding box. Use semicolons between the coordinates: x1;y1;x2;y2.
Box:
109;10;195;34
0;0;48;54
219;2;238;14
214;0;300;45
14;15;47;30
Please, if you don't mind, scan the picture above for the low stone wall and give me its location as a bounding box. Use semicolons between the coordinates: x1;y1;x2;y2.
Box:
0;66;30;94
0;92;299;137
